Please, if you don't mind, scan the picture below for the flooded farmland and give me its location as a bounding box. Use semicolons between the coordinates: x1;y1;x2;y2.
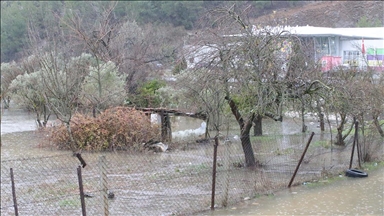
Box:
1;107;383;215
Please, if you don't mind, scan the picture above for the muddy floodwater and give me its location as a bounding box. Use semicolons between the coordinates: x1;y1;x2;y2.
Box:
1;108;38;135
1;107;383;215
201;166;384;215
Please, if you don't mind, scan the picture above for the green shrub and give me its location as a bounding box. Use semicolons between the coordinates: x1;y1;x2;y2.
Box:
131;80;166;107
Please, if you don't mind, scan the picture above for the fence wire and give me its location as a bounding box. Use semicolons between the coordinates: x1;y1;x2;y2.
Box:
1;133;382;216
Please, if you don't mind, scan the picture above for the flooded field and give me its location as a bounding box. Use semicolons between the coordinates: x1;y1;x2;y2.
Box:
1;107;383;215
1;108;38;135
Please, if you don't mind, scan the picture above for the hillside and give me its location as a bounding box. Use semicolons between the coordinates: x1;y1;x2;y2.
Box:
252;1;384;27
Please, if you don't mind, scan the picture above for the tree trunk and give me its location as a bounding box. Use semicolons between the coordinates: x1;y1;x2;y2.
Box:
301;99;307;133
335;127;344;146
35;105;50;128
225;96;256;167
93;106;96;118
43;105;50;127
373;112;384;137
316;101;325;131
253;114;263;136
36;112;43;128
241;119;257;167
319;113;325;131
335;113;347;146
2;97;10;109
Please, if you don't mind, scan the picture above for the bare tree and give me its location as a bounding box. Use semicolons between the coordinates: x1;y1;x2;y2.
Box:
57;2;122;116
111;21;185;94
181;3;334;166
59;2;186;115
181;4;291;166
26;13;92;152
321;67;368;146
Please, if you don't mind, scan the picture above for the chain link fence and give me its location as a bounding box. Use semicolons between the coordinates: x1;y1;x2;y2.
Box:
1;132;383;215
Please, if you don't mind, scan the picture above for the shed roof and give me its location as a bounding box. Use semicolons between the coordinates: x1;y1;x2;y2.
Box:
286;26;384;39
251;26;384;39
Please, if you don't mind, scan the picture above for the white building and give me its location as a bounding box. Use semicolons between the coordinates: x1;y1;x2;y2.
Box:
282;26;384;71
184;26;384;72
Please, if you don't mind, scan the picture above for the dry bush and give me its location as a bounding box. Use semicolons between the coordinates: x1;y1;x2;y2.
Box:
50;107;160;151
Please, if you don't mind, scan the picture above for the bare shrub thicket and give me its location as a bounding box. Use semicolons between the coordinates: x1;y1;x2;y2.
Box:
50;107;160;151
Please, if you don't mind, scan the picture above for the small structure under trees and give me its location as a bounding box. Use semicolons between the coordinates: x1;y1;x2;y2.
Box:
135;107;207;142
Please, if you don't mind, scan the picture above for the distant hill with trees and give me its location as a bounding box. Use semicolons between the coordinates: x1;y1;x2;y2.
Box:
1;1;310;63
251;1;383;28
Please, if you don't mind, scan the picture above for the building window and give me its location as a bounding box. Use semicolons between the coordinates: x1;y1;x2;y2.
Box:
343;50;360;66
315;37;336;57
315;37;328;56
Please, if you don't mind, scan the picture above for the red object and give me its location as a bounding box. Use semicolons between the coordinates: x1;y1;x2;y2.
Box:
321;56;342;72
362;38;365;55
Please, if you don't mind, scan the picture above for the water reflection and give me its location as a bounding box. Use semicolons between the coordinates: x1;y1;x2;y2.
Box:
201;166;384;215
1;108;37;135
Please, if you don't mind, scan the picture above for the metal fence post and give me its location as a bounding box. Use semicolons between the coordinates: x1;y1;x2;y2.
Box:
10;168;19;216
222;138;231;207
288;132;315;187
77;166;87;216
354;121;361;168
211;136;219;210
99;155;109;216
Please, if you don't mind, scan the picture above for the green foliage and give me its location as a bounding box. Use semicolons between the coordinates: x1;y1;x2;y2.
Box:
156;85;186;109
131;80;166;107
1;1;61;62
8;68;51;127
81;60;127;110
9;71;45;110
1;2;27;62
132;1;203;30
50;107;160;151
35;52;95;124
1;61;23;99
356;16;382;27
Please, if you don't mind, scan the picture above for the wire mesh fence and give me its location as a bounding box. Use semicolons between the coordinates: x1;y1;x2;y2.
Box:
1;132;382;216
